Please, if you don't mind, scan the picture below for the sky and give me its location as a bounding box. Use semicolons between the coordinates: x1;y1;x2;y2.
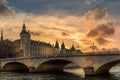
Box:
0;0;120;52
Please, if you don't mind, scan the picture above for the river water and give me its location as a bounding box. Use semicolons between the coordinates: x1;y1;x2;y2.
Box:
0;66;120;80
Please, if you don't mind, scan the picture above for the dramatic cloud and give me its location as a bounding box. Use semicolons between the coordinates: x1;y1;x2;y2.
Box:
87;23;115;37
80;39;92;45
0;0;119;52
0;5;12;15
0;0;14;16
85;0;96;5
7;0;88;15
95;37;109;45
84;7;107;20
0;0;7;4
87;22;115;45
40;25;69;32
30;31;45;37
61;32;70;37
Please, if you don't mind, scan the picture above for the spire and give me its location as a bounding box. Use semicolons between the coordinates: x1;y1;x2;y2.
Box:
22;21;26;31
20;21;31;38
71;44;75;50
1;30;3;41
61;42;65;49
55;40;59;48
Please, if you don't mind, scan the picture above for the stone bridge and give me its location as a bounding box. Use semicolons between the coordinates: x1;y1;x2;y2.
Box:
0;53;120;76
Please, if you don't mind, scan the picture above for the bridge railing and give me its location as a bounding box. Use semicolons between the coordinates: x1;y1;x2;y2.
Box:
0;51;120;60
1;53;120;61
85;51;120;55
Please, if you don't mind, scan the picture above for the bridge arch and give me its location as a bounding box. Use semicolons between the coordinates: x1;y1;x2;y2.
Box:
36;59;78;72
95;60;120;75
2;62;29;72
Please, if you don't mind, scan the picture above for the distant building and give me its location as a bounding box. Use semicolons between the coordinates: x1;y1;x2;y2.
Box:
0;31;15;58
0;23;82;58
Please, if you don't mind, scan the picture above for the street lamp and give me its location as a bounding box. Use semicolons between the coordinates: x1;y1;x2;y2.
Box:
93;42;95;53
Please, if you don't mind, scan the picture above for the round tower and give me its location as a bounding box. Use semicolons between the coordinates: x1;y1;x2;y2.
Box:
20;22;31;57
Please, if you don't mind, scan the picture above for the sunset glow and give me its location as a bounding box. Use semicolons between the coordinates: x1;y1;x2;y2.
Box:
0;0;120;52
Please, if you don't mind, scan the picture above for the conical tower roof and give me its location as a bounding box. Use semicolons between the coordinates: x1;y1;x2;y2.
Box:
71;44;75;50
55;40;59;48
61;42;65;49
20;22;30;36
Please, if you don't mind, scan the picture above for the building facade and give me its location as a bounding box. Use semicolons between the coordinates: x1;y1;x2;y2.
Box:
0;23;82;58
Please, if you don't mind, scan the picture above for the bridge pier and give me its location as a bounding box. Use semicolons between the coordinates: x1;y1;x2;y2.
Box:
83;67;95;76
83;67;111;76
29;66;36;72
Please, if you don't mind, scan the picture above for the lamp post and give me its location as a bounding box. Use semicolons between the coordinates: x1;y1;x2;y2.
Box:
93;42;95;53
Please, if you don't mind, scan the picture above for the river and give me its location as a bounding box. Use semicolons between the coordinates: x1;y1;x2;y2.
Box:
0;66;120;80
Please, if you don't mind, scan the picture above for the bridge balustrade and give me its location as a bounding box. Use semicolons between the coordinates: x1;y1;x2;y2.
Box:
0;51;120;60
85;51;120;55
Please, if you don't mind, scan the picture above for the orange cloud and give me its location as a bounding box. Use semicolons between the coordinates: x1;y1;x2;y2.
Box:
0;7;119;52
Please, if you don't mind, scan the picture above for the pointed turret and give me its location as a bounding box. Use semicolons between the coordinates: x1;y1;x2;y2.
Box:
22;22;26;31
1;30;3;41
71;44;75;50
55;40;59;48
61;42;65;49
20;22;31;38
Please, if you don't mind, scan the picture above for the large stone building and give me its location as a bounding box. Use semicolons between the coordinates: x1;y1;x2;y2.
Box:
0;23;82;58
0;31;15;58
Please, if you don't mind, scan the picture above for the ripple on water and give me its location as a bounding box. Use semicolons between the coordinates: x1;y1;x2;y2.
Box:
0;66;120;80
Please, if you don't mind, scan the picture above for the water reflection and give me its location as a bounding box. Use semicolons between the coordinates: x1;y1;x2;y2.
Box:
0;72;120;80
0;66;120;80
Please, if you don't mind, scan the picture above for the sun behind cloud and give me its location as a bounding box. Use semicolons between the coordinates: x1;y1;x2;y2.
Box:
0;0;120;52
